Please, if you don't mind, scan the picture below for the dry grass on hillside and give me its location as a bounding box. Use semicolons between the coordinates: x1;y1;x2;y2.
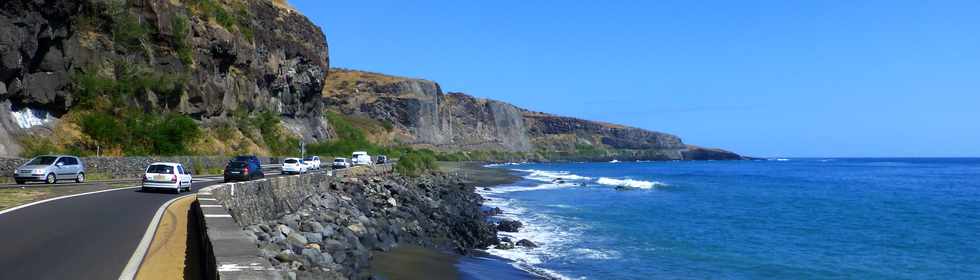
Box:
323;69;410;96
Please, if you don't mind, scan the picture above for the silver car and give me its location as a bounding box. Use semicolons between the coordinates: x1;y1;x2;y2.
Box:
14;155;86;184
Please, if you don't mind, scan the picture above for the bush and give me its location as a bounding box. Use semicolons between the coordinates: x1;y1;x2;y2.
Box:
78;111;201;156
108;1;150;52
395;150;437;177
18;136;59;158
306;112;378;157
71;62;188;110
171;15;193;65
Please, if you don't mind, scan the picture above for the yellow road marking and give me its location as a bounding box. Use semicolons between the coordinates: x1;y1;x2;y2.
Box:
135;195;196;280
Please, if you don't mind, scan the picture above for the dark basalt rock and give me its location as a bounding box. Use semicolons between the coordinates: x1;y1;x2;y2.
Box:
497;219;523;232
0;0;331;156
516;239;538;248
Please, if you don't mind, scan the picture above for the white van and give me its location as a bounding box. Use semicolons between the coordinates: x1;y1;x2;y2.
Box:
351;151;372;166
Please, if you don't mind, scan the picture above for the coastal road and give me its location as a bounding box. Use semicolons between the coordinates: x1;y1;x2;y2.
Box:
0;168;317;280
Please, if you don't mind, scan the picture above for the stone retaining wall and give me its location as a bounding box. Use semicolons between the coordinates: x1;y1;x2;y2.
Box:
197;163;493;279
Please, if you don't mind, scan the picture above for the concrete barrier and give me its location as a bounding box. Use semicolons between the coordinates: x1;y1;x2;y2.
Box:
193;164;392;279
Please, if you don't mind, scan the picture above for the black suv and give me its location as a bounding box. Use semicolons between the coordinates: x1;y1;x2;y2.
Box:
224;160;264;182
233;155;262;166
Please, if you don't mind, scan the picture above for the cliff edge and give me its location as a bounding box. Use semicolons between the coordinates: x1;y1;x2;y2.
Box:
323;69;742;161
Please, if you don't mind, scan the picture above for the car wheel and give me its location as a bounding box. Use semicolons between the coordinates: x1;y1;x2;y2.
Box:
15;180;25;185
175;183;182;194
46;173;56;184
76;173;85;183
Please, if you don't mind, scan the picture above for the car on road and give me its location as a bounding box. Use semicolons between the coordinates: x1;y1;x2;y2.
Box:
331;157;351;169
232;155;262;166
14;155;86;184
223;160;264;182
281;158;308;174
376;155;388;164
141;162;193;193
303;156;322;170
352;151;373;166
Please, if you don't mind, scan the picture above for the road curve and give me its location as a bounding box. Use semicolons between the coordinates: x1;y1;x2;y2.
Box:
0;178;228;280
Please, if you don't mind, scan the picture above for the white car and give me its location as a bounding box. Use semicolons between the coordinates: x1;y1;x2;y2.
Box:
331;157;351;169
281;158;308;174
303;156;322;170
351;151;373;166
141;162;193;194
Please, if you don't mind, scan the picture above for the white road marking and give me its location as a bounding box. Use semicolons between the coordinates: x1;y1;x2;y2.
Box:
199;205;223;208
198;198;217;201
0;186;139;216
204;214;232;218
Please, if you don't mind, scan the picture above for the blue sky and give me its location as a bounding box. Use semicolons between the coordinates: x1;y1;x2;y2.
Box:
290;0;980;157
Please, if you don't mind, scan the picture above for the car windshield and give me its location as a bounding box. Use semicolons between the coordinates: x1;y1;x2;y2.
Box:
228;162;247;168
284;159;298;164
334;159;345;162
304;157;315;161
147;165;175;174
234;156;254;162
27;156;58;165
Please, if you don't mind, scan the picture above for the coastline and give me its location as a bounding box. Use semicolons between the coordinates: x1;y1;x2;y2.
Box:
371;162;545;280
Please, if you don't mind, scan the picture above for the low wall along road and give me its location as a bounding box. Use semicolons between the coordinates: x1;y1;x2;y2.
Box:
195;164;394;279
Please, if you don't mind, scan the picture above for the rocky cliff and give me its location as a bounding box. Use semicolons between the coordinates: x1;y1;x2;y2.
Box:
0;0;330;156
323;69;532;152
323;69;741;161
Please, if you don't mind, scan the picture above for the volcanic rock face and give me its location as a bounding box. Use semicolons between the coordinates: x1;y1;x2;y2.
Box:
324;69;742;161
323;70;533;152
0;0;330;156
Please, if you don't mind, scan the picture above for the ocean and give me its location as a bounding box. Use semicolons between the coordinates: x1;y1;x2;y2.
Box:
476;158;980;279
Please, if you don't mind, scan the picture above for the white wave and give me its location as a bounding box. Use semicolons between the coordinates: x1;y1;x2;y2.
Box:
595;177;667;189
570;248;621;260
479;193;582;280
609;159;620;163
769;158;790;161
484;162;527;168
512;169;592;182
478;183;577;195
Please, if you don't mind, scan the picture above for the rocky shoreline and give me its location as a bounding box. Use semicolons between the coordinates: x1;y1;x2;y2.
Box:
228;170;498;279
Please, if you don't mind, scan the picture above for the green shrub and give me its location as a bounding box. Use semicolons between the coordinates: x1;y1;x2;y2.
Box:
78;111;201;156
71;61;187;110
171;15;193;65
191;0;235;30
395;150;437;177
18;136;60;158
108;1;150;52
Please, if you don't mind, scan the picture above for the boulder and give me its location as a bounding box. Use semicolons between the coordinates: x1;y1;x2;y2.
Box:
496;219;523;232
516;239;538;248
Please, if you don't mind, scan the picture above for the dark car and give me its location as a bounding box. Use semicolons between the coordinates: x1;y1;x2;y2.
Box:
376;155;388;164
233;155;262;166
224;161;264;182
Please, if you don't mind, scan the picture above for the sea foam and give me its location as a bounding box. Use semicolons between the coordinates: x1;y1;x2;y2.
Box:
595;177;667;189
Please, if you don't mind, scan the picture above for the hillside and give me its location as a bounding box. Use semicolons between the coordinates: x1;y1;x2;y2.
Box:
0;1;739;161
0;0;330;156
323;69;741;161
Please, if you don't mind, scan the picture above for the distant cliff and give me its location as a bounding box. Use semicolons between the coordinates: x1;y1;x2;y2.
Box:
323;69;741;161
0;0;330;156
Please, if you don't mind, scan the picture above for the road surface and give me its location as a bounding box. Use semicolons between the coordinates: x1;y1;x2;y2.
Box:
0;175;263;279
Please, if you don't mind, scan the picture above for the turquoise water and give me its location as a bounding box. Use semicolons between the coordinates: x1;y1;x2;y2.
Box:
479;159;980;279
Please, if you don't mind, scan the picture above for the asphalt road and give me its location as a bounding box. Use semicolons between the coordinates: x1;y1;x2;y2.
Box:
0;176;236;280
